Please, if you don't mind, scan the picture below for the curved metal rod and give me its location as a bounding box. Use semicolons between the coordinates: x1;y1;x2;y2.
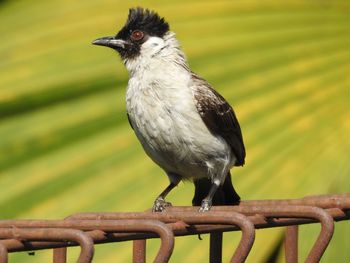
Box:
164;205;334;262
58;219;174;263
106;220;174;263
52;220;173;263
0;243;8;263
0;220;173;263
0;228;94;263
67;211;255;263
232;205;334;263
165;211;255;263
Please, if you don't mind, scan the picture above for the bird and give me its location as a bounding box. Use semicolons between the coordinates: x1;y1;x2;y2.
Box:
92;7;246;212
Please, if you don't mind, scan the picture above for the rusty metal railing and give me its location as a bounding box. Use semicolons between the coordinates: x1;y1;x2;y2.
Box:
0;193;348;262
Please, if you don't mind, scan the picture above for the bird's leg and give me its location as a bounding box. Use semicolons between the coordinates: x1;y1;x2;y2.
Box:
199;180;220;212
153;182;178;212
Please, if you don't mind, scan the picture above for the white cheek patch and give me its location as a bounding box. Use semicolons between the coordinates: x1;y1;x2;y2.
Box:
141;36;166;57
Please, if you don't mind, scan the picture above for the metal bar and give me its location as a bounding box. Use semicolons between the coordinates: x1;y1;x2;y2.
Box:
239;194;350;209
285;225;298;263
181;212;255;263
53;230;105;263
231;205;334;263
210;232;223;263
304;210;334;263
0;194;347;262
0;220;174;263
163;205;334;262
0;228;94;263
133;240;146;263
68;211;256;263
0;240;65;252
0;243;8;263
53;248;67;263
0;207;345;252
67;203;349;223
65;207;348;235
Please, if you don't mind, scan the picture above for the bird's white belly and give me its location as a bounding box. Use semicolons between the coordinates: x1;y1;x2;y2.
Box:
126;80;233;180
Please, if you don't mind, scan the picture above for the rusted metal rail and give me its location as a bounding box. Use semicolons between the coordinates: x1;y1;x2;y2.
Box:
0;194;348;262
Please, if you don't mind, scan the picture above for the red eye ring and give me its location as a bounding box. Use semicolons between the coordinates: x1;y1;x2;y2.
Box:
131;30;144;41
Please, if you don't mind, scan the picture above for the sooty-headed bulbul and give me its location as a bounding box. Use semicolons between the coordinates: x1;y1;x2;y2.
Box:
92;8;245;212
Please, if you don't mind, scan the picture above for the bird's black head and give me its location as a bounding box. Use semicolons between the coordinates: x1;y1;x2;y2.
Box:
92;8;170;60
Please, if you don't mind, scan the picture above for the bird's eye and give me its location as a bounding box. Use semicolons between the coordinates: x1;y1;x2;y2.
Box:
131;30;144;41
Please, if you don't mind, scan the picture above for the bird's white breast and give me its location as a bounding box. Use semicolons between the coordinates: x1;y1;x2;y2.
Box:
125;59;232;180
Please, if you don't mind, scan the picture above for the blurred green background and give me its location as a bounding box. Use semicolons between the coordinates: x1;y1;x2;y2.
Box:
1;0;349;262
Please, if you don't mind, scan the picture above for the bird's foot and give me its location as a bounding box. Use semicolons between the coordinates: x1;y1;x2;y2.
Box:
199;199;212;212
152;197;172;212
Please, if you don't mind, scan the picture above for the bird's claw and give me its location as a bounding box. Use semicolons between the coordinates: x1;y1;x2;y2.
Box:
199;199;212;212
153;197;172;212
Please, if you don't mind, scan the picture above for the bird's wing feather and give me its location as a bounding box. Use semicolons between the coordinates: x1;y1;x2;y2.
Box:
127;113;134;130
191;73;246;166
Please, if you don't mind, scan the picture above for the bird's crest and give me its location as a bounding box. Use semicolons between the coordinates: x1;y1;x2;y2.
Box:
117;7;169;39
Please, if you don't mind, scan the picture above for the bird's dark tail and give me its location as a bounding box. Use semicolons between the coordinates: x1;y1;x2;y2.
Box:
192;171;241;206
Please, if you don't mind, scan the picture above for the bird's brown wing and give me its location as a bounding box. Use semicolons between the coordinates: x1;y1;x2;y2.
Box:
192;74;246;166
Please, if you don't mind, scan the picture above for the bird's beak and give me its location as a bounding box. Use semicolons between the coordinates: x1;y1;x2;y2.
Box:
92;36;127;49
